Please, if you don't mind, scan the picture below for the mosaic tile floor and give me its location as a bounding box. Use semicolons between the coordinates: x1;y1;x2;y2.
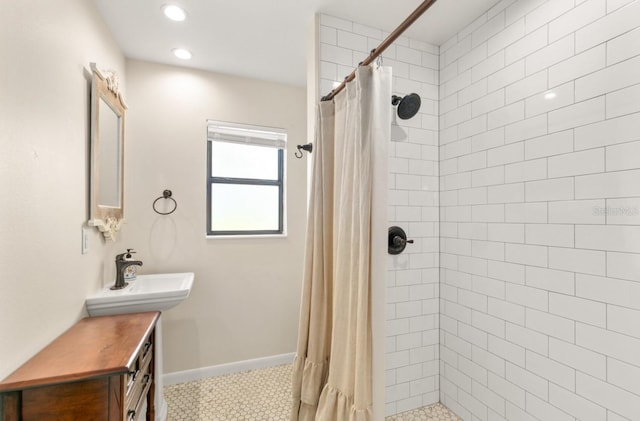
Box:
164;364;460;420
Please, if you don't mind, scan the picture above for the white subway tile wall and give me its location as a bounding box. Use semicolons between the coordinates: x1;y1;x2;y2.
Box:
318;14;441;416
320;0;640;419
439;1;640;421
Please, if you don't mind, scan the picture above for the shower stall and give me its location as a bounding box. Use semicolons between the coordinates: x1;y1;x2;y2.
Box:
314;0;640;419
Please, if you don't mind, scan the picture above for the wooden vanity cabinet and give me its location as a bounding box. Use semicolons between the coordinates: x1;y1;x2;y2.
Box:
0;311;159;421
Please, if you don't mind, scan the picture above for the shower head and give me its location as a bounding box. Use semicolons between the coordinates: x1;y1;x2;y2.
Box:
391;93;421;120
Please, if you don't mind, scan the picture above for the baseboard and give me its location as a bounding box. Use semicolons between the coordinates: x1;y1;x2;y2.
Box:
163;352;296;386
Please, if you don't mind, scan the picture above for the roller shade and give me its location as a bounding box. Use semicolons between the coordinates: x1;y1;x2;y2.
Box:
207;120;286;149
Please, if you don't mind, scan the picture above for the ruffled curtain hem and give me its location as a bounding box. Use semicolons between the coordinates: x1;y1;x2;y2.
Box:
315;385;372;421
290;355;330;421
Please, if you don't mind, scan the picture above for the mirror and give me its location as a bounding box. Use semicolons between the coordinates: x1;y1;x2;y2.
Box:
89;63;127;240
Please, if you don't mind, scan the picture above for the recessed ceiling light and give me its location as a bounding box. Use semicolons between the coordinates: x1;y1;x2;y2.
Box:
173;48;192;60
163;5;187;21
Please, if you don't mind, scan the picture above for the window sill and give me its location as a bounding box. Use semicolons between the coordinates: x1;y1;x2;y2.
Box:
206;233;288;240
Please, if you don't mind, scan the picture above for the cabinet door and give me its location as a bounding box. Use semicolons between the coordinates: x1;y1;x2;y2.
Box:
0;392;21;421
109;375;125;421
22;378;110;421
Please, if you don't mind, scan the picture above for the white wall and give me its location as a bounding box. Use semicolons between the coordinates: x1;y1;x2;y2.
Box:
0;1;126;379
122;59;307;373
438;0;640;420
317;14;441;416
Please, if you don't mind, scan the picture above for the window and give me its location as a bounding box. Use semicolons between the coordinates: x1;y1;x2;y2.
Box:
206;120;285;236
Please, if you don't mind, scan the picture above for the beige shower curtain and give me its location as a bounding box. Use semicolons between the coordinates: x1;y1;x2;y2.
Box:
291;64;391;421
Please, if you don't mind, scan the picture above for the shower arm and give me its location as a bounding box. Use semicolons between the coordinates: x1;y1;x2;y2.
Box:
321;0;438;102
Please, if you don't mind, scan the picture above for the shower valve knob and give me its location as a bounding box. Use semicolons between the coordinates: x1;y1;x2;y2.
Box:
388;226;413;255
392;236;413;246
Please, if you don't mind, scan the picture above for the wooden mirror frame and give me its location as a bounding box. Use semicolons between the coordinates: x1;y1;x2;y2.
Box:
88;63;127;241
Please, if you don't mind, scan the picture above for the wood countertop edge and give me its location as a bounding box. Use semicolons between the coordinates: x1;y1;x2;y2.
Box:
0;367;128;393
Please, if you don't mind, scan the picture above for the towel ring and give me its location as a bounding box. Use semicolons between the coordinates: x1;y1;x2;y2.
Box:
153;189;177;215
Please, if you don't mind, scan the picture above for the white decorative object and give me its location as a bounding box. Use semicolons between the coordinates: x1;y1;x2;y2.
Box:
89;216;124;241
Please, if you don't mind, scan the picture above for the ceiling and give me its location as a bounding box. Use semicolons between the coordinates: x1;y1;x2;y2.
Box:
93;0;501;87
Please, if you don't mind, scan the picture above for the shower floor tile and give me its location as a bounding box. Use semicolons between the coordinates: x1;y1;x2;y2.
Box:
164;363;460;420
386;404;461;421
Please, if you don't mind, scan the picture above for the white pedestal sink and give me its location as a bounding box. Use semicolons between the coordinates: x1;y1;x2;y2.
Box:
86;273;194;421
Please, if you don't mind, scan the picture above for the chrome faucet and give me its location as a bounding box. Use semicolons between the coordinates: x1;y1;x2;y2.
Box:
112;252;143;290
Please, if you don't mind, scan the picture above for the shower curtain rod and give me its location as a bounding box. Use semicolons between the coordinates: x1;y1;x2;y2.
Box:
321;0;438;101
